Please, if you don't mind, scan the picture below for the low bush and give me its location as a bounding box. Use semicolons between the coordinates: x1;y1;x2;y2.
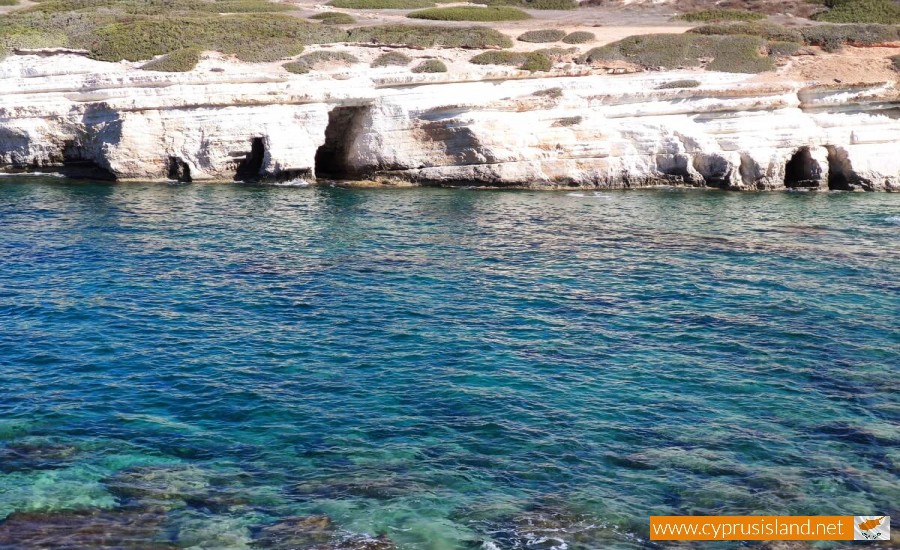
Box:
371;50;411;66
328;0;435;8
656;79;701;89
813;0;900;24
0;0;18;6
891;54;900;71
520;51;552;71
407;6;531;21
533;46;577;61
579;33;775;73
347;24;512;48
412;58;447;72
475;0;577;9
799;23;900;51
552;116;582;126
689;22;803;42
517;29;566;42
309;12;356;24
141;47;201;72
470;50;526;65
80;15;347;62
562;31;594;44
676;9;765;22
532;86;562;97
283;50;358;73
691;20;900;52
767;40;801;56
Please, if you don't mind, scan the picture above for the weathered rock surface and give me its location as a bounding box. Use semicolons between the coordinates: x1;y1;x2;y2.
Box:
1;54;898;190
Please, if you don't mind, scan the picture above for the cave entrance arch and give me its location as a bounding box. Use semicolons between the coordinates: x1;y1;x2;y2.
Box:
784;147;822;188
235;137;265;182
315;106;369;180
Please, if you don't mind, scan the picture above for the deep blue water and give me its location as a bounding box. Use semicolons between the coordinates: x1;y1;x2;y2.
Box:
0;178;898;549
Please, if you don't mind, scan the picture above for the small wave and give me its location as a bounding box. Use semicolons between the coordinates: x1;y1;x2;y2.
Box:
0;171;66;178
270;178;310;188
566;192;609;199
885;216;900;225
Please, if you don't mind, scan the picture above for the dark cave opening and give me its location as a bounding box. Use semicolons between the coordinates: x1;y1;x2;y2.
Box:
55;140;117;180
315;106;368;179
826;145;870;191
784;147;822;188
167;156;192;183
235;137;265;182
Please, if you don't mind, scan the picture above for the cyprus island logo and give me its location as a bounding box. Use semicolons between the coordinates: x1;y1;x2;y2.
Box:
854;516;890;541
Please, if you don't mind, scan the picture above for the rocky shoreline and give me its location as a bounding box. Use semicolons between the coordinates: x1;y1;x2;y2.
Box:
1;52;898;191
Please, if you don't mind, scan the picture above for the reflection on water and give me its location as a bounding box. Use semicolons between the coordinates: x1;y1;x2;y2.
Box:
0;179;898;549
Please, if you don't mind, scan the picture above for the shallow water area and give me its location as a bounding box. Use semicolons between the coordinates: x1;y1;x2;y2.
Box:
0;179;898;549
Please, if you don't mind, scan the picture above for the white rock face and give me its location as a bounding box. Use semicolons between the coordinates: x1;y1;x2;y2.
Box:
0;54;898;191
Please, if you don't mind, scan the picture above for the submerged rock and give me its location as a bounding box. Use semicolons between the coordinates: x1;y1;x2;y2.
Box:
252;515;397;550
252;515;335;548
291;476;424;501
0;441;79;473
104;465;211;509
0;506;174;549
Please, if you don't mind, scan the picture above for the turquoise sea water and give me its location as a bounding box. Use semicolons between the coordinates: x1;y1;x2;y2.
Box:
0;178;898;549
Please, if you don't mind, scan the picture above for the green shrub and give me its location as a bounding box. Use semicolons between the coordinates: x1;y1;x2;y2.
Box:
891;54;900;71
475;0;577;9
140;47;201;72
813;0;900;24
371;50;411;66
407;6;531;21
767;40;801;56
470;50;526;65
799;23;900;51
656;79;701;89
676;9;765;22
551;116;581;126
532;86;562;97
579;33;775;74
0;0;18;6
328;0;435;8
517;29;566;42
78;14;346;62
562;31;594;44
520;51;551;71
284;50;358;73
309;12;356;24
412;58;447;72
689;22;803;42
533;46;576;61
347;24;512;48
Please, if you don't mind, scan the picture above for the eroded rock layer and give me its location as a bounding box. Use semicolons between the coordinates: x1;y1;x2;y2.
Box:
1;54;898;190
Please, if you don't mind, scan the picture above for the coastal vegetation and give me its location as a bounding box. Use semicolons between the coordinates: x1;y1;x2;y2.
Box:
140;47;201;72
0;0;17;6
347;24;512;48
690;21;900;51
371;51;412;66
411;58;447;72
676;9;765;22
475;0;577;9
328;0;435;9
579;34;775;73
657;79;701;89
470;50;528;65
520;51;552;71
891;54;900;70
812;0;900;23
283;50;358;74
562;31;594;44
309;12;357;24
407;6;532;21
517;29;566;42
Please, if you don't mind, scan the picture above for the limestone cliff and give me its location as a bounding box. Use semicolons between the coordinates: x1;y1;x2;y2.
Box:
1;53;898;191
